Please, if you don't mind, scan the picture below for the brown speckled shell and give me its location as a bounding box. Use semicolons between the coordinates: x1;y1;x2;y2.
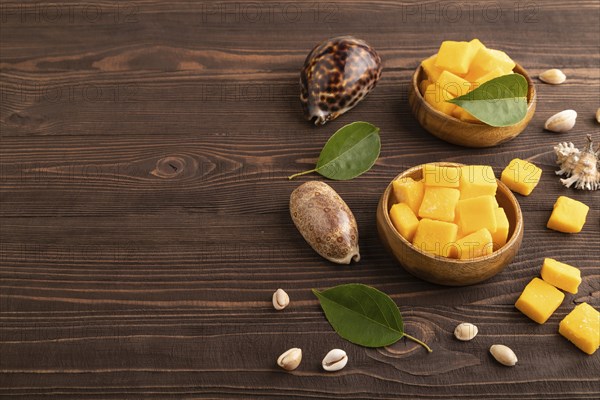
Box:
290;181;360;264
300;36;382;125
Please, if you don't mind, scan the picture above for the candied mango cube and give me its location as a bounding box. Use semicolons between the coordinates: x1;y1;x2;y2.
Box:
421;54;443;82
422;164;460;188
435;41;478;75
541;258;581;294
418;187;460;222
412;219;458;257
424;83;456;115
459;165;497;200
501;158;542;196
559;303;600;355
468;38;486;54
390;203;420;242
456;195;497;236
468;47;515;78
515;278;565;324
547;196;589;233
454;228;493;259
436;70;470;97
468;67;508;90
392;177;424;215
492;208;510;250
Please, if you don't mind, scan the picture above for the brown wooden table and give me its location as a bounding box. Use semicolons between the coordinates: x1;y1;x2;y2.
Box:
1;1;599;398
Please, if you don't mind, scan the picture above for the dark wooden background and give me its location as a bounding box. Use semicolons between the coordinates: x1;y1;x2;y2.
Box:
1;1;599;398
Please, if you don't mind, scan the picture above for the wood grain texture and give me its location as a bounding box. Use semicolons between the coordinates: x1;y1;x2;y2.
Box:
1;0;599;398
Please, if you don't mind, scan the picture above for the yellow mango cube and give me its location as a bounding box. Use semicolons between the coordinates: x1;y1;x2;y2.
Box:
515;278;565;324
435;41;478;75
436;70;471;97
390;203;420;242
418;187;460;222
468;38;486;54
559;303;600;355
492;208;510;250
424;83;456;115
456;195;497;236
421;54;443;82
422;164;461;188
468;47;515;78
412;218;458;257
454;228;493;259
501;158;542;196
468;67;508;90
459;165;497;199
547;196;589;233
392;177;424;215
541;258;581;294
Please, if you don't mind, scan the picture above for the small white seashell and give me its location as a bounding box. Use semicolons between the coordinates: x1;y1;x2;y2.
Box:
454;323;479;341
277;348;302;371
322;349;348;372
272;288;290;311
539;69;566;85
554;134;600;190
596;108;600;124
544;109;577;133
490;344;518;366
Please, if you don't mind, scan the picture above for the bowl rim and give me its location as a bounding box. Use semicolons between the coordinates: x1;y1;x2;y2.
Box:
381;162;524;264
411;62;537;126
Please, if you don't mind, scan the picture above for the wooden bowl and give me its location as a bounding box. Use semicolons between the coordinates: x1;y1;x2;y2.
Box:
376;162;523;286
408;63;536;148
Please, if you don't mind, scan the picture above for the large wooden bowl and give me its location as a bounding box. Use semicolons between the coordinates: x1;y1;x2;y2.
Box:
376;162;524;286
408;63;536;148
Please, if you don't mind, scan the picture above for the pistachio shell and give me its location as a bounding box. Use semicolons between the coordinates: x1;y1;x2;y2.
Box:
290;181;360;264
539;68;566;85
272;288;289;310
544;109;577;132
490;344;518;366
277;348;302;371
322;349;348;371
454;323;478;341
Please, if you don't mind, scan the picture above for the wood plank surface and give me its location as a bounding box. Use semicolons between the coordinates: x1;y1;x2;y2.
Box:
1;0;599;398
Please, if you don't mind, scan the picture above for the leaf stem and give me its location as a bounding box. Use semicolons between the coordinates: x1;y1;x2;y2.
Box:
288;169;317;180
404;333;432;353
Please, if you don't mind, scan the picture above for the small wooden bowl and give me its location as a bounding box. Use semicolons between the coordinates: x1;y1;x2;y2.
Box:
376;162;523;286
408;63;536;148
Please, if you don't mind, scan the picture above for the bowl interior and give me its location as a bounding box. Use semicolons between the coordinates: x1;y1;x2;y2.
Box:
382;163;522;266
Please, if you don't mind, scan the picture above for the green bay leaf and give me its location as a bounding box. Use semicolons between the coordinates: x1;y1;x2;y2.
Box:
312;283;431;351
448;74;528;127
288;122;380;180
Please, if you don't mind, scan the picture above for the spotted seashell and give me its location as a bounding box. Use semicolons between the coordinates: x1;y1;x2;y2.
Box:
290;181;360;264
554;134;600;190
300;36;382;125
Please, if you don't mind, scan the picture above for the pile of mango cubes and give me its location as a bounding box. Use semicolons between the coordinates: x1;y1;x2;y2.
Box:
515;258;599;355
420;39;517;122
390;164;509;259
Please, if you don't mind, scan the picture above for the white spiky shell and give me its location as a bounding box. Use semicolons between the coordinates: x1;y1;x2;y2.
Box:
554;135;600;190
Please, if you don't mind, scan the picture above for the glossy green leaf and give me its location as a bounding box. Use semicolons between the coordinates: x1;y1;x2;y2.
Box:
448;74;528;127
312;284;432;351
288;122;380;180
